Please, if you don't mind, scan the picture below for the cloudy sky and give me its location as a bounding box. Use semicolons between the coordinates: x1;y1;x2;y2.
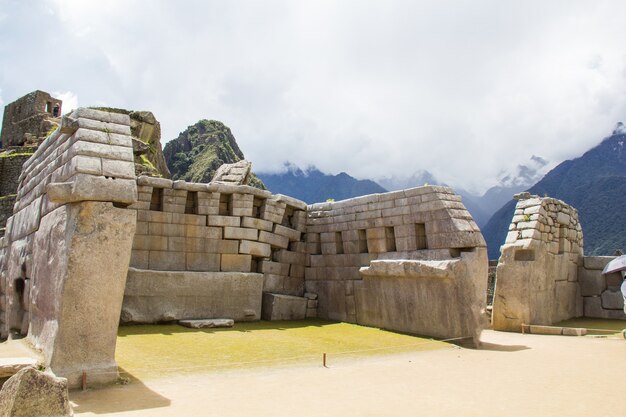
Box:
1;0;626;194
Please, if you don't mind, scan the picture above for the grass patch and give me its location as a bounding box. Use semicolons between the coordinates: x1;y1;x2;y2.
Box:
555;318;626;336
116;320;449;380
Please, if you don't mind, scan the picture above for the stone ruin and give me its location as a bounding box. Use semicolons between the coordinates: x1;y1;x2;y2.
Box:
0;105;622;391
492;193;625;331
1;90;62;149
0;107;489;388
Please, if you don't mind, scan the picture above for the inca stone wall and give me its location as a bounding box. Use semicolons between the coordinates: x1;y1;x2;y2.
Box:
306;186;488;344
0;153;33;235
492;195;584;331
0;108;138;388
122;177;308;323
1;91;62;148
578;256;625;319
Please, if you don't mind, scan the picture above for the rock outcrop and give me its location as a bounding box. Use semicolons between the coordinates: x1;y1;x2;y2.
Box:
0;367;72;417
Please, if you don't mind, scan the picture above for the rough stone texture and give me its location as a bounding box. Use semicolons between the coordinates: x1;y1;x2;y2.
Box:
28;202;136;388
212;160;252;185
0;358;39;378
0;367;72;417
528;325;562;335
578;255;626;319
122;268;263;323
261;293;307;321
178;318;234;329
355;249;488;345
492;196;585;331
1;91;62;149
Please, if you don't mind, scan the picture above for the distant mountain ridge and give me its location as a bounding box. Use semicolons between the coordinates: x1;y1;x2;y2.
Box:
257;164;387;204
482;126;626;259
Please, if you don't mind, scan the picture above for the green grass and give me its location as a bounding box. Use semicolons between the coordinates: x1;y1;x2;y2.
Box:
554;318;626;336
115;320;449;380
0;152;33;158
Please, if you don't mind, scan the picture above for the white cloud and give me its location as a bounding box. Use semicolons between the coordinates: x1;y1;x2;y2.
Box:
51;91;78;115
1;0;626;193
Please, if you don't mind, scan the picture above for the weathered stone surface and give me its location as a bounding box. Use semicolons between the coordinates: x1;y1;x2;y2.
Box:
0;358;39;378
600;289;624;310
122;268;263;323
562;327;587;336
355;249;488;344
583;256;615;270
212;160;252;185
578;267;606;296
28;202;136;388
47;175;137;206
528;325;562;335
583;296;626;319
261;293;307;320
0;367;72;417
178;319;234;329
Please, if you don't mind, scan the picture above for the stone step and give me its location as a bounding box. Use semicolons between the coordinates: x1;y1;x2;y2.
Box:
178;319;235;329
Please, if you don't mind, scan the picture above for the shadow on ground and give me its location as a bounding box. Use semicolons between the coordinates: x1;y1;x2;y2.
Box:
70;369;170;415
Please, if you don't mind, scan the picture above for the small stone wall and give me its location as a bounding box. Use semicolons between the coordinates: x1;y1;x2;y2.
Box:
0;108;138;388
579;256;625;319
306;186;488;343
123;176;309;322
492;196;584;331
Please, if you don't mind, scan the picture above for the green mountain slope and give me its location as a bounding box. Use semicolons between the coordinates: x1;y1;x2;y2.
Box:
163;120;265;188
483;129;626;259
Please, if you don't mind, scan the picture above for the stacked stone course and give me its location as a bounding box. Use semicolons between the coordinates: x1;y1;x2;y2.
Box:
578;256;626;319
493;195;586;331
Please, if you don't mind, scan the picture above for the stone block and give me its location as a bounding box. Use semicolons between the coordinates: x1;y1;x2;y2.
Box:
239;240;271;258
273;224;301;241
122;269;263;323
258;231;289;249
263;274;285;293
149;223;184;237
47;175;137;206
130;250;149;269
583;256;615;270
0;367;72;417
0;358;39;378
562;327;587;336
261;293;307;320
290;263;305;279
241;216;273;232
307;299;319;308
137;176;173;188
258;260;290;276
273;250;306;265
306;308;318;318
185;225;222;239
74;107;131;125
221;254;252;272
178;319;234;329
132;235;167;251
528;325;562;335
606;272;623;289
224;226;258;241
171;213;206;226
101;158;135;179
207;215;241;227
578;267;606;296
149;251;186;271
186;253;220;272
601;289;624;310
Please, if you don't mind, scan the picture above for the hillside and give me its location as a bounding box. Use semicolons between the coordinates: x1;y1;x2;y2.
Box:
258;165;387;204
482;128;626;259
163;120;265;188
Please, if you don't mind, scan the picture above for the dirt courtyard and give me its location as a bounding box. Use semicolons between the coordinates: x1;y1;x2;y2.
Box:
71;328;625;417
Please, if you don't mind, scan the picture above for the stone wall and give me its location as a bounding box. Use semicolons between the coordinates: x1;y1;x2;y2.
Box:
122;176;308;323
0;196;16;237
1;91;62;148
579;256;625;319
492;195;584;331
0;107;137;388
0;153;33;235
306;186;488;344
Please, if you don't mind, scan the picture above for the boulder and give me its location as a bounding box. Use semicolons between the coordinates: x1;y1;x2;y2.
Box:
0;367;72;417
178;319;234;329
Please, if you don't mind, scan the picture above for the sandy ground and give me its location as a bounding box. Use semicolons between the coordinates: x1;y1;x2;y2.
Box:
70;330;626;417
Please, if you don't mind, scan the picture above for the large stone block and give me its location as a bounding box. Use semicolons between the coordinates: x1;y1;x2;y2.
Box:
221;254;252;272
122;269;263;323
239;240;271;258
583;256;615;270
261;293;307;320
578;267;606;296
29;202;136;388
0;367;72;417
601;289;624;310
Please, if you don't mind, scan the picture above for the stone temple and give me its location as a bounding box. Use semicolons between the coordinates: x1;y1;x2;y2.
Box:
0;103;623;389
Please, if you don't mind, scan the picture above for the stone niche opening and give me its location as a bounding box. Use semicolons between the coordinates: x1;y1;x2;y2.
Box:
185;191;198;214
514;249;535;261
449;247;475;258
219;193;232;215
150;187;163;211
415;223;428;250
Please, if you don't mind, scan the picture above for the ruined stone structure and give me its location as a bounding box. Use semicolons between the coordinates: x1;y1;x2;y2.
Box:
492;194;625;331
0;91;62;149
0;107;490;388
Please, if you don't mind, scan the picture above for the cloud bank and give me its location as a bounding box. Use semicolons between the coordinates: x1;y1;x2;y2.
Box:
1;0;626;193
